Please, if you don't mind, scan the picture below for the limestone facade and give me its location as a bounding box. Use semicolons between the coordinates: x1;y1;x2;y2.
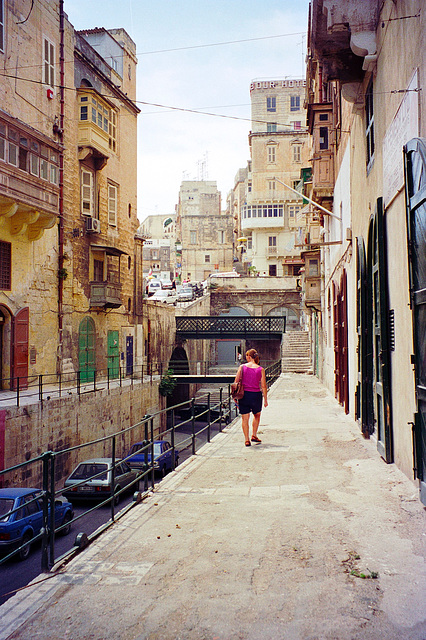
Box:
176;180;233;282
306;0;426;500
241;79;311;277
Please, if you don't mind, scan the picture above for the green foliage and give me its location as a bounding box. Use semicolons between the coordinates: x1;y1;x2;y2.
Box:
159;369;177;397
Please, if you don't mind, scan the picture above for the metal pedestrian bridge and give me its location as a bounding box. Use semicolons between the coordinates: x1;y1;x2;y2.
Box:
175;316;286;340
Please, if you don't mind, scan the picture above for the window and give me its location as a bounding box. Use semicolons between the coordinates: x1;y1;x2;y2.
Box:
267;97;276;112
108;183;118;226
288;205;301;221
247;237;252;250
93;259;104;281
267;123;277;133
269;264;277;276
308;259;319;276
267;145;276;163
81;168;95;215
268;179;275;192
365;78;375;169
293;145;301;162
319;113;328;121
205;254;210;263
43;38;55;88
290;96;300;111
292;121;301;131
0;0;4;53
247;181;252;193
0;119;58;182
319;126;329;150
190;230;197;244
268;236;277;255
0;240;11;289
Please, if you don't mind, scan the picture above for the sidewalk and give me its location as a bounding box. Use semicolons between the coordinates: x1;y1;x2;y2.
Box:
1;374;425;640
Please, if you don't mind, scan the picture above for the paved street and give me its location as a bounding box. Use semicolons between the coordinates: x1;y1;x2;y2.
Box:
1;373;425;640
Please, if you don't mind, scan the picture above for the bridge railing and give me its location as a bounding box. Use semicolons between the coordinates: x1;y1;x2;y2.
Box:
176;315;286;338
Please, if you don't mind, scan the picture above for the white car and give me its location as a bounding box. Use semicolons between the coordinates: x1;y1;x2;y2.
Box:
147;280;161;296
149;289;177;305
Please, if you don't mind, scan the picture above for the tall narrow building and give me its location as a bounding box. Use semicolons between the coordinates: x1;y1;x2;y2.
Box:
241;79;310;276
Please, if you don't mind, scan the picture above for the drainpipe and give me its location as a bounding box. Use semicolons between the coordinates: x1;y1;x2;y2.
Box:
57;0;65;374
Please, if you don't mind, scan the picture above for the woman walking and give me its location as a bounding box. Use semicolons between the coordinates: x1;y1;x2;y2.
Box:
233;349;268;446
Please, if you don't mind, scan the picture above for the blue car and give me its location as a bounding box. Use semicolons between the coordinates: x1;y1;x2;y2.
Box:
0;488;74;560
127;440;179;477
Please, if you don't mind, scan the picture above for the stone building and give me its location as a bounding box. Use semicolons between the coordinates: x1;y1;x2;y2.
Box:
305;0;426;503
0;1;144;387
176;180;233;282
0;0;63;384
240;79;311;277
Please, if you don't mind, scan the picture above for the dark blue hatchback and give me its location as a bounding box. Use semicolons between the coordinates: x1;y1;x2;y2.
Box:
0;488;74;560
128;440;179;477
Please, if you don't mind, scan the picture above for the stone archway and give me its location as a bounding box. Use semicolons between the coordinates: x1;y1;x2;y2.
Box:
217;306;250;365
266;305;301;331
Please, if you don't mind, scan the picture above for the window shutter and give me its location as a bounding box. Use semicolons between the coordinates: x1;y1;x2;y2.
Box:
81;169;94;215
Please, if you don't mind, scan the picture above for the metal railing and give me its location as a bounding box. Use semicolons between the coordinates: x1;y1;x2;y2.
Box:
0;384;237;573
0;359;281;407
0;359;281;576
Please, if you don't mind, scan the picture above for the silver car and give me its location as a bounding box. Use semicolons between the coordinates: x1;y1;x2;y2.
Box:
177;286;193;302
63;458;137;504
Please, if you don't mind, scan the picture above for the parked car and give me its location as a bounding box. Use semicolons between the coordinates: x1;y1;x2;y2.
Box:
63;458;137;504
127;440;179;477
149;289;177;305
160;279;173;289
177;286;194;302
147;280;161;296
0;488;74;560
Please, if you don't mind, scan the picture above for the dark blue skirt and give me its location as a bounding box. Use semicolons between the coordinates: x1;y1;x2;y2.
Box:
238;390;263;415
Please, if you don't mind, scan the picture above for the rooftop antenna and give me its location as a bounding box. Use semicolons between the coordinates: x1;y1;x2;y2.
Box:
197;152;209;181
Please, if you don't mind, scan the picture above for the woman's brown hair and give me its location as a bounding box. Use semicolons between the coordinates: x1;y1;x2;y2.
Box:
246;349;259;364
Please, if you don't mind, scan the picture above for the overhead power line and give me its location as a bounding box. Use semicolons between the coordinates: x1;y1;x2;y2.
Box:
137;32;307;55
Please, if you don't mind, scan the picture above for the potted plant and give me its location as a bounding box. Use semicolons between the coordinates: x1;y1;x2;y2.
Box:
159;369;177;397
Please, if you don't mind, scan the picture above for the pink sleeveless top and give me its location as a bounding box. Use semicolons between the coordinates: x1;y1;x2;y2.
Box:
241;364;263;392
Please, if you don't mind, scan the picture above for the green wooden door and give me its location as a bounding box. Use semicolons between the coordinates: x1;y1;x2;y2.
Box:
78;317;96;383
108;330;120;379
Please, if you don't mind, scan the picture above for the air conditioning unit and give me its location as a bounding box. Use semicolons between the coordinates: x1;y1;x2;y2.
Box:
85;217;101;233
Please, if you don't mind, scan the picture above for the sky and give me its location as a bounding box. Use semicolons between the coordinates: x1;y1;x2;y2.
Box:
65;0;311;223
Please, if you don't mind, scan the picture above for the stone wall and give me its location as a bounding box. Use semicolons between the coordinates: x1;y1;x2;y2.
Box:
1;379;164;490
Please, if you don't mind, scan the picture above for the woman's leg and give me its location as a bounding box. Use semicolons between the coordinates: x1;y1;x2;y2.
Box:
241;412;250;442
251;411;261;438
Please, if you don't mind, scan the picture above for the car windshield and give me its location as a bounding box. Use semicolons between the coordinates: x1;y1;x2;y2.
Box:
0;498;15;522
69;463;108;481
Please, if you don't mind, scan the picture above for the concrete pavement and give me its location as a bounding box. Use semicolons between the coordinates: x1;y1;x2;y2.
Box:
1;373;426;640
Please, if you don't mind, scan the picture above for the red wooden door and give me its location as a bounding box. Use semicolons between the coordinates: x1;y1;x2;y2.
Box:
12;307;29;389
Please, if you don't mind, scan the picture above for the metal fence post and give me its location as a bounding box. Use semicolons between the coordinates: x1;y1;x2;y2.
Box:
144;419;149;492
77;370;81;397
16;377;20;407
207;392;211;443
171;408;176;470
111;436;116;522
191;398;196;456
219;387;223;432
150;417;155;488
41;452;50;572
49;453;56;567
39;374;43;402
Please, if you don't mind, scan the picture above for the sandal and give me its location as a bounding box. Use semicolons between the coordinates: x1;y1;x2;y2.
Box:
245;440;251;446
251;436;262;443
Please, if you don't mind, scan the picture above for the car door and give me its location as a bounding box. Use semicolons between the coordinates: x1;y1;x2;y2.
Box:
162;442;171;469
23;493;43;536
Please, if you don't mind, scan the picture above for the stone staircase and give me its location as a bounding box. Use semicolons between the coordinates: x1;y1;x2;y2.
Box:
282;331;312;374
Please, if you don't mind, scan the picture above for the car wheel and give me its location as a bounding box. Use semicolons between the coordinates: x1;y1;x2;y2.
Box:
160;465;166;478
18;533;32;561
175;457;179;467
61;511;73;536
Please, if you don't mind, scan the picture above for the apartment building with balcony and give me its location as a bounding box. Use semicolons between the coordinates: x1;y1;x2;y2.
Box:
0;0;63;385
0;1;142;387
241;79;311;277
306;0;426;502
